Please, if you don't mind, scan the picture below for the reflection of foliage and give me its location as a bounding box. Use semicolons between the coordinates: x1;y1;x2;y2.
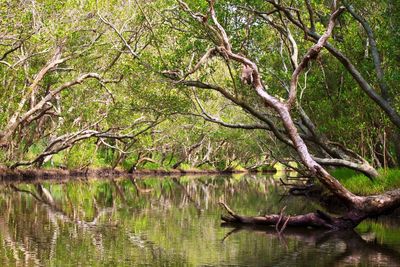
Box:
0;175;400;265
0;174;297;265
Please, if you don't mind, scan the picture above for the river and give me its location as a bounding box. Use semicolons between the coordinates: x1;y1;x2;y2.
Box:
0;173;399;266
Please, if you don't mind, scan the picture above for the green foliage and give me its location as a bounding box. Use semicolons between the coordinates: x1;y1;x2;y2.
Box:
333;168;400;195
64;142;98;169
0;0;399;186
330;168;360;180
178;163;195;171
141;161;162;170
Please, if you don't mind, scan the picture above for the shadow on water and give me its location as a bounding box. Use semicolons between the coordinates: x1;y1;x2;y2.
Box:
0;173;399;266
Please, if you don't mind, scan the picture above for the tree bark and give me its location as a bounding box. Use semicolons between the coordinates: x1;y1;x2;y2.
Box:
220;205;365;230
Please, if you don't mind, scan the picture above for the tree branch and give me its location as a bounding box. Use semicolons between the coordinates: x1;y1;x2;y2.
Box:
344;3;390;101
287;7;344;108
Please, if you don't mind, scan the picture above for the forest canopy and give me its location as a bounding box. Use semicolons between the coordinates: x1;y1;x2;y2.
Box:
0;0;399;179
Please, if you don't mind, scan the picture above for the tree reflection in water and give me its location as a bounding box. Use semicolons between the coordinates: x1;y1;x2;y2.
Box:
222;224;400;266
0;174;399;266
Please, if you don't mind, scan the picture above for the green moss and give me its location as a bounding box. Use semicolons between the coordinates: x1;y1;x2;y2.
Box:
332;168;400;195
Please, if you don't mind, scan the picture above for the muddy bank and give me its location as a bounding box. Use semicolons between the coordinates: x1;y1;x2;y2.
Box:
0;167;275;183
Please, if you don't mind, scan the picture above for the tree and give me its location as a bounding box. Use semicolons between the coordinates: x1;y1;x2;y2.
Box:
1;0;400;230
264;0;400;167
144;0;400;229
0;0;166;168
149;0;388;178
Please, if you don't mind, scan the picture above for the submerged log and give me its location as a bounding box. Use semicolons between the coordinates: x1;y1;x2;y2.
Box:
220;202;369;230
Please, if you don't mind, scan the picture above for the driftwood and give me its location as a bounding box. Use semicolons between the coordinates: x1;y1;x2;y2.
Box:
219;201;365;230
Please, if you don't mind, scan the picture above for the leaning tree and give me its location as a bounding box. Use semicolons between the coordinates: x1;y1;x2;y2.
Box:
149;0;400;229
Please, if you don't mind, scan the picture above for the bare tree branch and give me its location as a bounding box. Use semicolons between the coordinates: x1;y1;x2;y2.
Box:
264;0;400;129
345;3;390;101
288;7;345;108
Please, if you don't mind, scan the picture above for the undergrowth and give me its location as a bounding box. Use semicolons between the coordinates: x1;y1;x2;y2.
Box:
332;168;400;195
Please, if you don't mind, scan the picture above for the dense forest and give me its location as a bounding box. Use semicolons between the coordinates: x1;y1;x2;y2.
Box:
1;0;400;229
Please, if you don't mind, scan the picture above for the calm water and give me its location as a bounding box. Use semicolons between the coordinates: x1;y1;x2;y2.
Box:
0;173;400;266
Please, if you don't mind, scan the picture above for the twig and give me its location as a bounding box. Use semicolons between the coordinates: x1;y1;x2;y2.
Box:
275;206;286;232
219;201;237;217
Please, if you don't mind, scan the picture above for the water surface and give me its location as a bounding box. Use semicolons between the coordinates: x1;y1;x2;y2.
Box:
0;173;399;266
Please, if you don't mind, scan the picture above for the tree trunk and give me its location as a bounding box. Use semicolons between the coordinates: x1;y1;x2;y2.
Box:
221;209;365;230
392;130;400;167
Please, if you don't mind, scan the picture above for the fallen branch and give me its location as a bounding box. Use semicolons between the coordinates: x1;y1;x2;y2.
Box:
219;201;366;230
